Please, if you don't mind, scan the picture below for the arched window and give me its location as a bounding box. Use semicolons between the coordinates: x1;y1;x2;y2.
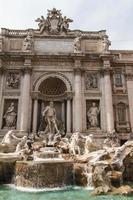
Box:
38;77;67;96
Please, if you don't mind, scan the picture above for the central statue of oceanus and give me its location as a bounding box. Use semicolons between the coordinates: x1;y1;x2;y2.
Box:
42;101;59;134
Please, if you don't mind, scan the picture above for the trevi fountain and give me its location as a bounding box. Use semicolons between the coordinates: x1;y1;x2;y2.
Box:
0;8;133;200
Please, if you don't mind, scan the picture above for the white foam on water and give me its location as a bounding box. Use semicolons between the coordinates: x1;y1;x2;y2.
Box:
73;186;93;191
84;186;94;190
6;184;73;193
5;184;93;193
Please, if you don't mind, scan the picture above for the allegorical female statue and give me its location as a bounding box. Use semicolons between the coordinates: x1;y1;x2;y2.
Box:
22;33;33;51
87;102;100;128
3;102;17;129
74;36;82;53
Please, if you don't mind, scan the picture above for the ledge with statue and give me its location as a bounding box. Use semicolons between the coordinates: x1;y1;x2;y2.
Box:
0;8;110;56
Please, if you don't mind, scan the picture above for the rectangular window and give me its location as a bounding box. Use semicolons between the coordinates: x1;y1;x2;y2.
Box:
115;72;123;87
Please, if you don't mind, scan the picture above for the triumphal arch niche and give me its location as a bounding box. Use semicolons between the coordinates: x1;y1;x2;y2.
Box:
0;8;132;145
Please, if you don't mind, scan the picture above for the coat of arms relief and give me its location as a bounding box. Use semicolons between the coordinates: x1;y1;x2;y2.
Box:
35;8;73;35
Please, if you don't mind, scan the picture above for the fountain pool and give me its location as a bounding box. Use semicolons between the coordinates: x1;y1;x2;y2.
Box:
0;185;133;200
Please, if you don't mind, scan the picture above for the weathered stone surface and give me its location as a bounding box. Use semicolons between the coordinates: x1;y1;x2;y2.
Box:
0;154;20;184
73;163;88;186
15;160;74;188
111;185;133;196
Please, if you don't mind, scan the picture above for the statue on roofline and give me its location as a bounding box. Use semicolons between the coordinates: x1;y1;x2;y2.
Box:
35;8;73;34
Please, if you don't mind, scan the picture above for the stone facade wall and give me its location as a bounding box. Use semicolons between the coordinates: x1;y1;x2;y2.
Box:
0;10;132;144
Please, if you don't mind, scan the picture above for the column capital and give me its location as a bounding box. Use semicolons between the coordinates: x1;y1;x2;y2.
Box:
100;67;112;77
73;59;81;72
73;59;85;73
0;59;6;74
74;59;81;67
66;91;74;100
31;91;40;100
21;66;32;74
21;58;32;74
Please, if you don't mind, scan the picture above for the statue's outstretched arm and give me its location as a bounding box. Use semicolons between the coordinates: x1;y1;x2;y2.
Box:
12;134;21;141
42;106;48;116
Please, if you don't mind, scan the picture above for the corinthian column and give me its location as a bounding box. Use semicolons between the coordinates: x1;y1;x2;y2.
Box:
100;71;106;131
32;98;38;133
20;59;32;133
67;98;71;133
102;58;114;133
73;60;82;132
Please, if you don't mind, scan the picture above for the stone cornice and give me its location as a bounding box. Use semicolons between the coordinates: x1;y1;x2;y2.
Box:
21;58;32;74
21;66;32;74
1;27;107;39
31;91;74;101
100;54;114;61
3;91;20;96
113;60;133;64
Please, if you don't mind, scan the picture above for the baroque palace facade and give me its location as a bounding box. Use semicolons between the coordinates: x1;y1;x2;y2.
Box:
0;8;132;146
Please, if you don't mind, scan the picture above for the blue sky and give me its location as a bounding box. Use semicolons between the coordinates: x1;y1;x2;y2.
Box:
0;0;133;50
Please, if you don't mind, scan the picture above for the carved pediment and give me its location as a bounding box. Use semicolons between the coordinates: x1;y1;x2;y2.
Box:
35;8;73;35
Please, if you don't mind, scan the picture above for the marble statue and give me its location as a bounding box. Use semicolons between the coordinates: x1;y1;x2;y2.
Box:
60;16;73;32
82;134;94;154
15;136;27;153
103;135;120;150
103;36;111;53
74;36;82;53
1;130;20;145
87;102;100;128
3;102;17;129
22;33;33;51
35;16;49;34
35;8;73;34
69;132;81;155
42;101;59;134
20;139;33;161
0;130;21;153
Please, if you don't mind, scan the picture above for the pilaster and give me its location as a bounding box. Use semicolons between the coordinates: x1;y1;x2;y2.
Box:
32;98;38;133
73;59;83;132
0;59;6;129
100;55;114;133
20;58;32;133
66;97;71;133
126;65;133;132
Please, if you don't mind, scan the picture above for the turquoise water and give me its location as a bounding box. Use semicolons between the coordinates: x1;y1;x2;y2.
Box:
0;185;133;200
